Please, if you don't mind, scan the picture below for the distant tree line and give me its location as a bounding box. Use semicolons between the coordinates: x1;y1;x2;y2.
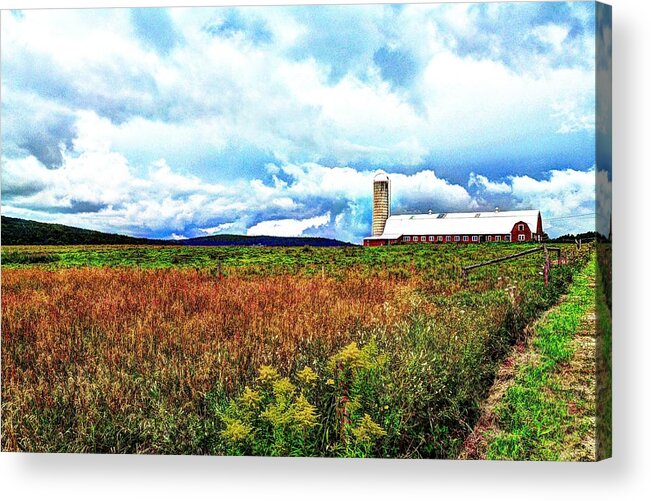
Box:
0;216;353;247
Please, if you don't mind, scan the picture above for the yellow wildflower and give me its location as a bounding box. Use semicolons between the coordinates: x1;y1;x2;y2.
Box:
239;386;261;409
329;342;363;370
220;419;251;444
326;378;335;386
272;377;296;400
257;364;279;385
297;366;318;386
352;414;387;443
291;394;318;430
260;403;290;427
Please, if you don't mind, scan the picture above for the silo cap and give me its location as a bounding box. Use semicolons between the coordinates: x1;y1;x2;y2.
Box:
373;171;390;182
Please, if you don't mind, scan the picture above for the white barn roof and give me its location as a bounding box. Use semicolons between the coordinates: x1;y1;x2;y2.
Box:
368;210;541;239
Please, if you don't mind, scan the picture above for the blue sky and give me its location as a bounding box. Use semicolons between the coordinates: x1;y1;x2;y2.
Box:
1;3;607;242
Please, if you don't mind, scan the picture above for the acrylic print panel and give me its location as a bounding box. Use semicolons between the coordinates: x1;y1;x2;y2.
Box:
0;2;611;460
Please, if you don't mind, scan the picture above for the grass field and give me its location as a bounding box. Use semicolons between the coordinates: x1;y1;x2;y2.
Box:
1;243;590;457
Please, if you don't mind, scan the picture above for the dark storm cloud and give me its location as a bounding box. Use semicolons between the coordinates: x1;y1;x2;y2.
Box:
17;119;76;168
1;93;76;168
1;179;48;198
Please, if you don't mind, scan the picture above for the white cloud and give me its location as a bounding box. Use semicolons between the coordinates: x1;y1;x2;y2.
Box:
509;168;595;218
552;100;595;134
2;4;595;173
247;212;330;237
468;173;510;194
1;5;598;241
531;24;570;53
199;222;236;234
2;110;480;241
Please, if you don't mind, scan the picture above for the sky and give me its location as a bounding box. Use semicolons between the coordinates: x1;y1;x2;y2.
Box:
1;2;607;242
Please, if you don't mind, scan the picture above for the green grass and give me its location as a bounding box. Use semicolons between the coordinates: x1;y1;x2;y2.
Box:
486;257;596;460
1;242;571;273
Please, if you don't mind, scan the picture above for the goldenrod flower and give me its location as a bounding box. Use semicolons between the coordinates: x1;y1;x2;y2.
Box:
220;419;251;444
272;377;296;400
257;365;279;384
291;394;318;430
261;403;290;427
328;342;364;370
297;366;318;386
352;414;386;442
239;386;261;409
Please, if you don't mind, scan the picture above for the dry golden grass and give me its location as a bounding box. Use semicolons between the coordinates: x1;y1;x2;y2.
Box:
1;268;416;452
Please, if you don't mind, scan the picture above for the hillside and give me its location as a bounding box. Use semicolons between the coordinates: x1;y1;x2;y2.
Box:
183;234;352;247
0;216;352;247
0;216;171;246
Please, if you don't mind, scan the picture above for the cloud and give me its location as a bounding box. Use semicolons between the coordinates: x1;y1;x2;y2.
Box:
247;212;330;237
2;4;596;173
468;173;511;194
1;109;480;241
199;222;237;234
470;166;596;235
551;100;595;134
1;4;598;240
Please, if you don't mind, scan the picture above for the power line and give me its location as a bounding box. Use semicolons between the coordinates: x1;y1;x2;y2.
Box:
545;213;596;221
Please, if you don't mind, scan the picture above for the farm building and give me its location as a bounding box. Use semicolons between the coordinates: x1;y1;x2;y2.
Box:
363;172;543;246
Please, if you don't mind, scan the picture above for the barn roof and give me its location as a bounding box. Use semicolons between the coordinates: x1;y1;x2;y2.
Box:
368;210;541;239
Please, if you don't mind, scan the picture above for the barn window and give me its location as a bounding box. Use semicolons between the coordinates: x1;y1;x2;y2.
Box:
421;236;426;242
438;236;443;242
518;234;526;242
505;235;511;242
518;224;525;231
454;236;460;242
429;236;434;242
472;235;478;242
463;236;469;242
487;236;492;242
446;236;451;242
404;236;410;242
495;235;501;241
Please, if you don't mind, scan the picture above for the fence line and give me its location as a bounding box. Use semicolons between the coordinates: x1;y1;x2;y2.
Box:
462;245;562;279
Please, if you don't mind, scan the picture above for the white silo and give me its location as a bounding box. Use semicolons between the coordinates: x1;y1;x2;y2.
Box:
372;172;390;236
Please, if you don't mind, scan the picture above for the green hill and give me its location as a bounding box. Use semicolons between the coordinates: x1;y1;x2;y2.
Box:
1;216;171;245
0;216;353;247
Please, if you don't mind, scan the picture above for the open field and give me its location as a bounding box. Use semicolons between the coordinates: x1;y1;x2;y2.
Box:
1;243;590;457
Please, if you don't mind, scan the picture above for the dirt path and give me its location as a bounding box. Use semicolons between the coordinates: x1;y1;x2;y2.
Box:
459;265;597;461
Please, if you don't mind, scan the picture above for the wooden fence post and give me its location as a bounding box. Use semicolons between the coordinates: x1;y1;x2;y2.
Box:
543;245;550;286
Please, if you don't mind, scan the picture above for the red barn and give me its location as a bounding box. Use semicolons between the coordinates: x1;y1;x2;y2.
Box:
363;172;543;246
363;209;543;246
